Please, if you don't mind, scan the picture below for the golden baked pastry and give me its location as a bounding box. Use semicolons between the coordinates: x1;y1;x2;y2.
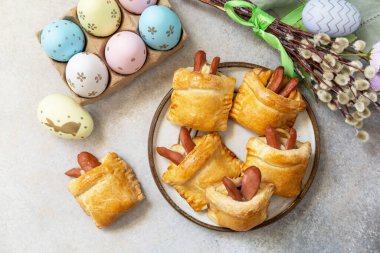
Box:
161;132;242;211
206;178;274;231
167;51;236;132
69;153;144;228
230;67;306;135
244;130;311;198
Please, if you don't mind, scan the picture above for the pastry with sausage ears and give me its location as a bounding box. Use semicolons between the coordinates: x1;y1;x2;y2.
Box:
167;51;236;132
206;167;274;231
230;67;306;135
157;128;242;211
244;127;311;198
68;152;144;228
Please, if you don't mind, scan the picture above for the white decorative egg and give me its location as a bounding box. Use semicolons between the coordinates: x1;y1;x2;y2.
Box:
37;94;94;140
302;0;361;37
65;52;109;98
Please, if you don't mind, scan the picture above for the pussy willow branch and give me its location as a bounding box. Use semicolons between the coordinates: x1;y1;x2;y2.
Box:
198;0;251;19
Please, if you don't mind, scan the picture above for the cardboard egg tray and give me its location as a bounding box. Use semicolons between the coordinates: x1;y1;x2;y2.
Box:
37;0;187;106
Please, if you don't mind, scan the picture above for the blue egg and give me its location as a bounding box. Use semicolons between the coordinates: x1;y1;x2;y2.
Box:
41;20;85;62
138;6;182;51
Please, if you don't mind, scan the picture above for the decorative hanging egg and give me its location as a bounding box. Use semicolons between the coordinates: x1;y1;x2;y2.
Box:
40;20;85;62
138;5;182;51
77;0;121;37
119;0;157;14
302;0;361;37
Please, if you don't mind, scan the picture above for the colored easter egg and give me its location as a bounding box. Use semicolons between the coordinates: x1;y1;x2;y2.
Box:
37;94;94;140
302;0;361;37
66;52;109;98
105;31;147;75
138;5;182;51
120;0;157;14
40;20;85;62
77;0;121;37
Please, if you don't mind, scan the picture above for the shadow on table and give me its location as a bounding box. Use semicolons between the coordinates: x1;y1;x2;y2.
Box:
105;198;151;232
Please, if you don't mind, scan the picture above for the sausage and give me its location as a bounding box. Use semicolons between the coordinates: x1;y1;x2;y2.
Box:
279;77;299;97
193;50;206;72
65;168;82;178
209;57;220;75
180;127;195;153
222;177;243;201
156;147;185;165
77;152;101;171
241;166;262;200
267;66;284;93
265;126;281;149
286;128;297;150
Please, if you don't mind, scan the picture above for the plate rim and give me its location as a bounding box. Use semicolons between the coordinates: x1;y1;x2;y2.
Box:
148;62;320;232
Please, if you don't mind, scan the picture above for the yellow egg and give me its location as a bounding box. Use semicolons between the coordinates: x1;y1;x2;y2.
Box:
37;94;94;140
77;0;121;37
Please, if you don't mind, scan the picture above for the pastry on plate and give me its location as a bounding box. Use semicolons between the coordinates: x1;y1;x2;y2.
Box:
244;126;311;197
230;67;306;135
67;152;144;228
167;50;236;132
156;127;242;211
206;167;274;231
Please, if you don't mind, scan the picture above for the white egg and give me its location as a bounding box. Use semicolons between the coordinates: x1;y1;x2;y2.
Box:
37;94;94;140
65;52;109;98
302;0;361;37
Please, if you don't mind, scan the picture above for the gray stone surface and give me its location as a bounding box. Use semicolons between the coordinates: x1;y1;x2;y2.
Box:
1;0;379;252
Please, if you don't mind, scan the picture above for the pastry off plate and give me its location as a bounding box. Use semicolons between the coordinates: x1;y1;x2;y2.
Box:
148;62;320;231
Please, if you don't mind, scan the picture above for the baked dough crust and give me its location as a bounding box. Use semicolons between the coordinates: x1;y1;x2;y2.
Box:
162;133;242;211
206;178;274;231
244;136;311;197
167;67;236;131
69;153;144;228
230;68;306;135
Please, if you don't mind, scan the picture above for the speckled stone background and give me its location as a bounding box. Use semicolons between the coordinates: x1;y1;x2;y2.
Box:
1;0;379;252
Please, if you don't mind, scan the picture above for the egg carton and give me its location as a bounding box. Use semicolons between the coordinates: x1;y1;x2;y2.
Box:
37;0;188;106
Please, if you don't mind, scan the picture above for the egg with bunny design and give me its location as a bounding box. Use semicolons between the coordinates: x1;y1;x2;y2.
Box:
37;94;94;140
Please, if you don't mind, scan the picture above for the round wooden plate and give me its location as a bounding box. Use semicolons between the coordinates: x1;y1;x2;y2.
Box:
148;62;320;232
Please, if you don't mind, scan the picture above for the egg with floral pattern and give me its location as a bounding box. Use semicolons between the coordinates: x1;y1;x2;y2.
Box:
138;5;182;51
120;0;157;14
37;94;94;140
105;31;147;75
40;20;85;62
65;52;109;98
77;0;121;37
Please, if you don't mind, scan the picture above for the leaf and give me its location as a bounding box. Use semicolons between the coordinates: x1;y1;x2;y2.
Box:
345;34;358;43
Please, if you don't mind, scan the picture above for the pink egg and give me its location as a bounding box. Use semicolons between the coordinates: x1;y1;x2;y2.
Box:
120;0;157;14
105;31;147;75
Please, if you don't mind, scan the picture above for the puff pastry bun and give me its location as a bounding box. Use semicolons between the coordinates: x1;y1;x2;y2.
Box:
206;178;274;231
167;67;236;132
230;68;306;135
244;136;311;197
162;133;242;211
69;153;144;228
